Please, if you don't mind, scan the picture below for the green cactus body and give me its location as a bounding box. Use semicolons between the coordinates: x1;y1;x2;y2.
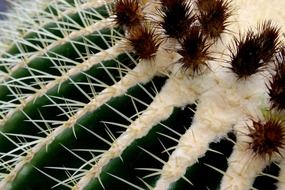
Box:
0;0;285;190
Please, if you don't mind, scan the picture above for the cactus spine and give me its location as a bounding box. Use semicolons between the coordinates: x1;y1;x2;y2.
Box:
0;0;285;189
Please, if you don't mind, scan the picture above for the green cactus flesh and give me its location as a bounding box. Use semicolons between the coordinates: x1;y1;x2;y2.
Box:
0;0;285;190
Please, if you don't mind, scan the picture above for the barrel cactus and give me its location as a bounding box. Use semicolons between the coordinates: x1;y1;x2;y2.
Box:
0;0;285;189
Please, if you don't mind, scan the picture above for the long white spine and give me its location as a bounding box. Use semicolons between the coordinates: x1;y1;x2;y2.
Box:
0;48;179;189
74;69;205;189
277;160;285;190
220;143;268;190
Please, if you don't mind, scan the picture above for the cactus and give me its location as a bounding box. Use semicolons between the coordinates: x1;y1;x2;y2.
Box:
0;0;285;189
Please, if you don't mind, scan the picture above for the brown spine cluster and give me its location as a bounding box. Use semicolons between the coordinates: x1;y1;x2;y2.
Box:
157;0;232;74
248;117;285;159
268;48;285;111
114;0;285;165
197;0;232;40
127;26;161;60
229;21;280;79
177;26;212;74
158;0;195;39
114;0;233;66
114;0;144;30
114;0;162;60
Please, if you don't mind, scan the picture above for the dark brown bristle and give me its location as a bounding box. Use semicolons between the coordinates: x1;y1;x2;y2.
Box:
268;48;285;111
159;0;195;39
114;0;143;29
230;21;280;79
257;21;280;62
230;30;262;78
128;26;161;60
248;117;285;159
177;26;212;74
160;0;178;8
197;0;232;39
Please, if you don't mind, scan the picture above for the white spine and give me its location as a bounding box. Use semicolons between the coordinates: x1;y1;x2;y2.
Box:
0;48;179;189
277;160;285;190
0;18;115;82
220;120;269;190
74;70;203;190
154;68;270;189
220;144;268;190
0;39;125;125
154;87;242;189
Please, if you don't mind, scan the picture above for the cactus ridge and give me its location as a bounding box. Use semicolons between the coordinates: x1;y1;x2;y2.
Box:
0;0;285;190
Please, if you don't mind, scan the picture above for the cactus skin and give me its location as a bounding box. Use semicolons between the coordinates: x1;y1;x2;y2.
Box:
0;0;285;190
